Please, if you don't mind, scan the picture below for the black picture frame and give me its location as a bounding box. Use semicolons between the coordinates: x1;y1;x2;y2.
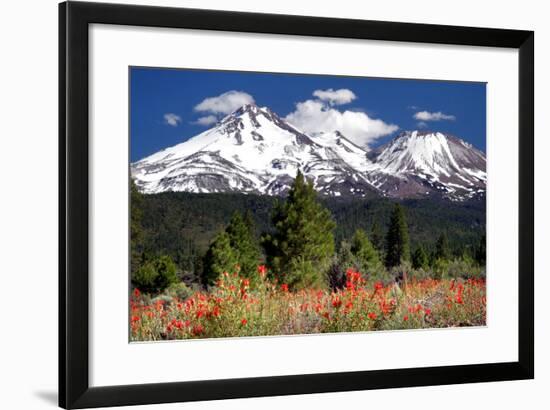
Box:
59;1;534;408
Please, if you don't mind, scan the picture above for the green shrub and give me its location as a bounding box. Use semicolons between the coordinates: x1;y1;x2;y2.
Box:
431;258;449;280
388;261;413;283
446;258;485;280
132;255;178;293
165;281;194;301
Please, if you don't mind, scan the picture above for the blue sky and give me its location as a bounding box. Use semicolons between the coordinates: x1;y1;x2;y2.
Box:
130;67;486;162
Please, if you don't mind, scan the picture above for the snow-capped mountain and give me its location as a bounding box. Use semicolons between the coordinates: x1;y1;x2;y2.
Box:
131;104;486;200
367;130;486;200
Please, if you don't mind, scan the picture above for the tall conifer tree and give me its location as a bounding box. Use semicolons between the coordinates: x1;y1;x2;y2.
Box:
203;211;261;285
225;211;262;279
435;232;451;261
350;229;383;275
202;231;238;285
412;245;429;270
384;203;410;268
263;171;335;289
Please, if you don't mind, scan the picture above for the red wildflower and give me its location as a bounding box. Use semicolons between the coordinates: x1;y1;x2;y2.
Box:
367;312;377;320
131;315;140;323
133;288;140;298
192;324;204;336
374;282;384;292
403;315;409;321
424;308;432;316
281;283;289;292
331;296;342;308
257;265;267;276
241;318;248;326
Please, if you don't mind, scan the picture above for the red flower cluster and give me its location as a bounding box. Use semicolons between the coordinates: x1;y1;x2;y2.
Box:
129;265;486;341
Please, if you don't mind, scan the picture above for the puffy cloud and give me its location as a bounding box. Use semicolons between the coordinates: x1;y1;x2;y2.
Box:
413;111;456;121
312;88;356;106
163;113;182;127
193;115;218;126
417;121;428;128
285;99;398;148
194;91;255;115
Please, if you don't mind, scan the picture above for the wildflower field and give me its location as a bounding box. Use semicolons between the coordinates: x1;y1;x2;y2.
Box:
130;266;486;341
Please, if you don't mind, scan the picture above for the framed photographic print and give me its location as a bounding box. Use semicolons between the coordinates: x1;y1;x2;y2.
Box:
59;1;534;408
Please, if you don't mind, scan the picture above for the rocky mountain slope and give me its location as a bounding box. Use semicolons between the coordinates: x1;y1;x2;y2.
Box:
131;104;486;200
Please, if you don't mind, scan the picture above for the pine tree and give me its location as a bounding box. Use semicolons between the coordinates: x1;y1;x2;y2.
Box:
384;203;410;268
435;232;451;261
202;231;238;286
350;229;383;275
263;171;335;289
203;212;262;285
225;211;262;280
412;246;429;270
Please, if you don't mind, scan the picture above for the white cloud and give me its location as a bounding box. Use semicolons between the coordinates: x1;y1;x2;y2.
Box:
194;91;255;115
193;115;218;126
163;113;182;127
417;121;428;128
285;99;398;148
312;88;356;106
413;111;456;121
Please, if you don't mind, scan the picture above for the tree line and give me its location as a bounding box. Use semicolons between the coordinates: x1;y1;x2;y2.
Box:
131;172;486;293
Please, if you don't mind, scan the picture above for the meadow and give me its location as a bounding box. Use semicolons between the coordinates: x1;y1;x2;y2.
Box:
130;265;486;341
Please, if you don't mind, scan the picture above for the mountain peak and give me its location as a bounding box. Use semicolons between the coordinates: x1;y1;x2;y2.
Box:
131;105;486;201
367;129;486;200
231;102;262;115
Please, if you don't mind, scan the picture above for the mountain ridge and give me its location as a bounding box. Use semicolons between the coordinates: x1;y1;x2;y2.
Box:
131;103;486;201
